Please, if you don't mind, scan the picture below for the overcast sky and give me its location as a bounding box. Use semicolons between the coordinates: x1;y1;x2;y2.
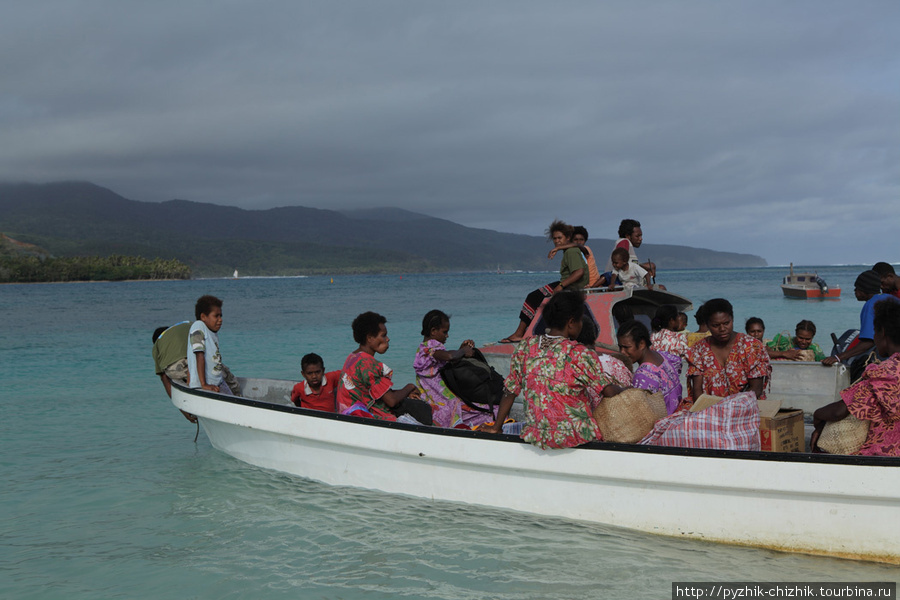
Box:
2;1;897;266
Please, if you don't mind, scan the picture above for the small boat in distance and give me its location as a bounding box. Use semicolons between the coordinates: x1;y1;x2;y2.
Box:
232;269;239;279
781;263;840;299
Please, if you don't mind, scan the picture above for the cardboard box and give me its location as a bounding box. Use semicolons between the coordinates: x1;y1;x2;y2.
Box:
759;403;805;452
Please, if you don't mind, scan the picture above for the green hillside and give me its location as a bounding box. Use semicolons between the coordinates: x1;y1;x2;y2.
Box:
0;181;767;277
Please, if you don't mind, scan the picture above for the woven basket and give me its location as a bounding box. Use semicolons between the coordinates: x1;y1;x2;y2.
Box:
795;349;816;362
817;414;870;455
593;388;667;443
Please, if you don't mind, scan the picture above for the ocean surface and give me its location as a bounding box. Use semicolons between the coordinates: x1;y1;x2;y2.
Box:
3;266;899;599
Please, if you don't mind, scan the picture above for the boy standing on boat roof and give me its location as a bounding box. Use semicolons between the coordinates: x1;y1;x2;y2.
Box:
187;295;241;396
822;270;900;368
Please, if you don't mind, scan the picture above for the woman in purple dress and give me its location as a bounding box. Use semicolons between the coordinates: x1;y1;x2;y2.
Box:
617;319;683;414
414;310;497;429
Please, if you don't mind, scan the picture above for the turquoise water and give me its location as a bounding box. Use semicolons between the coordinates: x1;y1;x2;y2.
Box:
3;267;899;599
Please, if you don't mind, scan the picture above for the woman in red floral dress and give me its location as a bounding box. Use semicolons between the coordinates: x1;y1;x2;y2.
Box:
684;298;770;401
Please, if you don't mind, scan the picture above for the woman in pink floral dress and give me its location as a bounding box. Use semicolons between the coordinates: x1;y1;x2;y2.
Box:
811;300;900;456
484;292;626;448
684;298;770;401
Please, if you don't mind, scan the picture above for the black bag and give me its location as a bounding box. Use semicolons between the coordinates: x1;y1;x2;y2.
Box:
439;348;506;413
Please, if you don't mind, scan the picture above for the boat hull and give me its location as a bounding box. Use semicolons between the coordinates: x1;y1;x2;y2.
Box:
782;284;841;299
172;379;900;564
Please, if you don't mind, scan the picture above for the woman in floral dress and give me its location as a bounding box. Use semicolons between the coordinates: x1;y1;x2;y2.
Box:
811;300;900;456
484;292;626;448
684;298;771;401
414;309;496;428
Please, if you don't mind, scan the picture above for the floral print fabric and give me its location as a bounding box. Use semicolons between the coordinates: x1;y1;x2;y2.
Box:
336;351;396;421
505;336;613;449
685;333;771;399
414;339;495;428
651;328;688;358
841;353;900;456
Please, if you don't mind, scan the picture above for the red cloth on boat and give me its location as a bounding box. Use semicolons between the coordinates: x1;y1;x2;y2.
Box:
639;392;761;450
841;353;900;456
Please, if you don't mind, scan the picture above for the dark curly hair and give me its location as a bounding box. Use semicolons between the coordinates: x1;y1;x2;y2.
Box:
544;290;584;330
421;309;450;336
701;298;733;324
195;295;222;320
546;219;574;242
617;219;641;239
616;319;652;348
352;311;387;344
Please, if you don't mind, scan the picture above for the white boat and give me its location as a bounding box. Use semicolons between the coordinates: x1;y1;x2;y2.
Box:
171;378;900;564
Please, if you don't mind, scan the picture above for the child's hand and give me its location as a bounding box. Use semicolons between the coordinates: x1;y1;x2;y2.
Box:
547;248;558;259
407;388;422;401
460;339;475;349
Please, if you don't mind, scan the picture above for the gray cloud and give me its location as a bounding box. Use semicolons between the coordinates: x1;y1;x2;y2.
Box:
1;1;898;265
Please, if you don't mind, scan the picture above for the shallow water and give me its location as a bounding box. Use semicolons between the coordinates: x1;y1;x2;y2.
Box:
3;266;897;599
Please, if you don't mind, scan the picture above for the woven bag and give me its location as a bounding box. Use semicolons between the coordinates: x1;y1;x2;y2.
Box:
817;415;870;455
795;349;817;362
593;388;667;443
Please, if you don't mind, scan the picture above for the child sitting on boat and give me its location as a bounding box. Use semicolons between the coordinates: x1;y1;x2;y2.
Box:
187;295;241;396
291;353;340;411
610;247;650;288
414;310;497;429
336;311;432;425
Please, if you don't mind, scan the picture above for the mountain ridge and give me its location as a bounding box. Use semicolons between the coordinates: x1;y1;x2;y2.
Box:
0;181;767;276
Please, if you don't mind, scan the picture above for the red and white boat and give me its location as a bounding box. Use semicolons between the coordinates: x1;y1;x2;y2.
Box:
781;264;840;299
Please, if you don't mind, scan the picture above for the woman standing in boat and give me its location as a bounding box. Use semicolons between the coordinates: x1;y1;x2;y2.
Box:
617;320;682;414
485;291;626;448
811;300;900;456
499;220;588;344
684;298;770;401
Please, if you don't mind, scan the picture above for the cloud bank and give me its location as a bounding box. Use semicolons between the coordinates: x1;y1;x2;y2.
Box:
1;1;898;265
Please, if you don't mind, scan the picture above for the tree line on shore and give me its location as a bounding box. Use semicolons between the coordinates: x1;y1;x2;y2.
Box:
0;254;191;283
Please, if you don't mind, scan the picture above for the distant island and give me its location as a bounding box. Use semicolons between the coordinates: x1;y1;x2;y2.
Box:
0;234;191;283
0;181;767;278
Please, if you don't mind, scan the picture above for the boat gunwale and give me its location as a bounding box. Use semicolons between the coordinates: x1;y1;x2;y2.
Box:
173;381;900;468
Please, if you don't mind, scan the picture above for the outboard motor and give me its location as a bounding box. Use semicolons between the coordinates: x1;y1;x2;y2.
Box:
815;276;828;294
